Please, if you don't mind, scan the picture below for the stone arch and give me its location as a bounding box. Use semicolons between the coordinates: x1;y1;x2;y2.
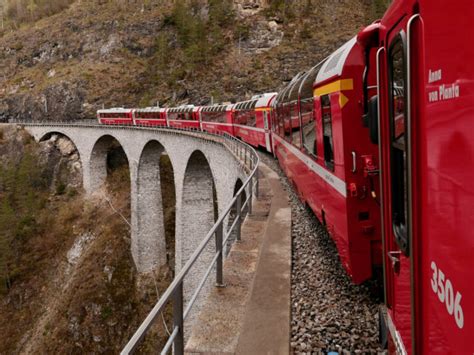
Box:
132;140;176;272
37;131;83;190
38;131;81;161
89;135;130;193
180;150;218;263
178;150;218;317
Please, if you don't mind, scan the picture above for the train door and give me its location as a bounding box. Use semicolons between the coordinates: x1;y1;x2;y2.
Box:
198;108;203;131
165;109;170;127
263;110;272;152
379;11;423;354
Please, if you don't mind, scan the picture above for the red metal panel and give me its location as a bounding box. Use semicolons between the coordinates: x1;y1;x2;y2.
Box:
377;1;474;352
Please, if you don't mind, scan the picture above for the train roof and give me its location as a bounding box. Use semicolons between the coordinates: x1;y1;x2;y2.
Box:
234;93;277;111
233;99;257;111
314;36;357;85
274;37;357;106
167;105;196;113
135;107;165;112
200;104;232;112
98;108;133;113
254;92;277;108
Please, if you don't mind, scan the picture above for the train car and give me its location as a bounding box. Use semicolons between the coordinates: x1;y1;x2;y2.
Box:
274;73;312;133
167;105;200;130
272;36;382;284
358;0;473;353
199;104;234;136
97;108;134;125
233;93;276;152
134;107;167;127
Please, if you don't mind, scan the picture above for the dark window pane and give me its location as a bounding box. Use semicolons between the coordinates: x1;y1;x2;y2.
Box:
389;35;409;254
302;97;316;156
284;104;292;142
322;95;334;170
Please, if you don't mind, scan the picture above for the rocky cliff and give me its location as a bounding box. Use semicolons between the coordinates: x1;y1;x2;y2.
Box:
0;125;174;352
0;0;385;122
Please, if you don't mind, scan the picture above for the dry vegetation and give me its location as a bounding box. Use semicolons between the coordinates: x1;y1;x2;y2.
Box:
0;127;176;352
0;0;386;122
0;0;74;28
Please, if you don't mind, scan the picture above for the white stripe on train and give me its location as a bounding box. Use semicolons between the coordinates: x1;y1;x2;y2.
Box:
272;134;347;198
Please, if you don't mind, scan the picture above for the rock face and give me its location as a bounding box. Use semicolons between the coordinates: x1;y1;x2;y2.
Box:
241;20;284;53
0;0;379;121
37;132;83;190
234;0;269;16
4;81;86;122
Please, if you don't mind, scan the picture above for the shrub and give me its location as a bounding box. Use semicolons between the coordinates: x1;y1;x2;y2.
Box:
3;0;75;28
56;182;66;195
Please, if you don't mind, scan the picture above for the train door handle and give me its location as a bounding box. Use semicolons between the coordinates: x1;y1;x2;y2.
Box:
352;151;357;173
387;251;401;274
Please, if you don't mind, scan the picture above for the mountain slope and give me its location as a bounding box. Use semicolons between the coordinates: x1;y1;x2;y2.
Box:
0;0;385;121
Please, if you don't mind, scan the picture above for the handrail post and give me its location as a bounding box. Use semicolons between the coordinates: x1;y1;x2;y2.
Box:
248;177;253;215
215;222;225;287
172;282;184;355
236;194;242;242
255;167;259;199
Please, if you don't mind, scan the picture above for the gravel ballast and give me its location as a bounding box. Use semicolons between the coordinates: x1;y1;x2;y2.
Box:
258;152;384;354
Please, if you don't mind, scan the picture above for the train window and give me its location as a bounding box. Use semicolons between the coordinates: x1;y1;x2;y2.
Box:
322;95;334;170
389;34;409;255
284;104;292;142
236;111;246;125
203;110;223;123
302;97;316;157
277;106;284;136
247;112;256;127
291;103;302;148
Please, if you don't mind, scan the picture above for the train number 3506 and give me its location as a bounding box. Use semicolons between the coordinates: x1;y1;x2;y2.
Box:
430;261;464;329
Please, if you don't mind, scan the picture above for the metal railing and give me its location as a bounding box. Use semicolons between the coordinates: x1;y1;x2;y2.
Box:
9;120;260;354
121;132;259;354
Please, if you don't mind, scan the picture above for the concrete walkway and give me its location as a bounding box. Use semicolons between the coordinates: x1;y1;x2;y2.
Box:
185;163;291;355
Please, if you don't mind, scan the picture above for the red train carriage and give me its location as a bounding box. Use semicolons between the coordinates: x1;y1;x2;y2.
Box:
134;107;167;127
274;72;313;133
359;0;474;353
272;36;382;284
97;108;134;125
167;105;200;130
199;104;234;135
233;93;276;152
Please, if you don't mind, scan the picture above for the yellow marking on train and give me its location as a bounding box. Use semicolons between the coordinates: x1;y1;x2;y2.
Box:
339;93;349;108
313;79;354;97
255;108;269;112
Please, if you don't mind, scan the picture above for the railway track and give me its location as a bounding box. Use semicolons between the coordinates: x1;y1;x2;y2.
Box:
258;152;383;354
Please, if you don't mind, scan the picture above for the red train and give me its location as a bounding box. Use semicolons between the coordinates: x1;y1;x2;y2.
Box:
97;108;134;125
233;93;276;152
357;0;473;353
199;103;234;135
272;36;382;285
97;0;473;352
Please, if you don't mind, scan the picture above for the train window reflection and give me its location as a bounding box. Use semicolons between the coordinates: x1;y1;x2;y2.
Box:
284;104;292;142
290;102;302;148
322;95;334;170
301;97;316;157
389;34;409;255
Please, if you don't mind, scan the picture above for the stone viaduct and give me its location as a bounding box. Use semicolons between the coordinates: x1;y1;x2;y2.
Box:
21;124;251;282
